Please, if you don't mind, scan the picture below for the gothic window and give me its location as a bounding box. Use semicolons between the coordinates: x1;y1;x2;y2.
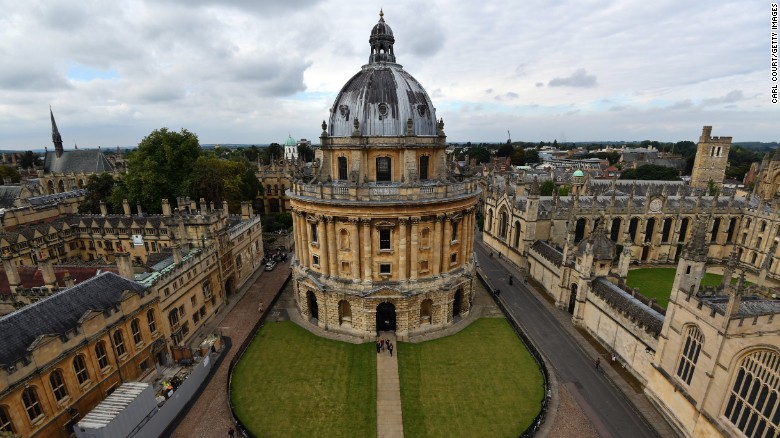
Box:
752;253;759;265
131;318;142;345
678;217;689;243
610;218;621;242
419;155;429;180
746;218;752;230
644;218;655;243
73;355;90;385
629;217;639;242
514;221;521;248
379;229;391;250
49;369;69;402
500;211;509;240
113;330;126;357
376;157;391;181
723;349;780;437
338;157;348;180
761;221;767;232
711;218;721;242
662;218;673;243
95;341;109;370
676;326;703;385
0;406;13;433
22;387;44;423
147;309;157;334
575;218;586;243
727;218;737;242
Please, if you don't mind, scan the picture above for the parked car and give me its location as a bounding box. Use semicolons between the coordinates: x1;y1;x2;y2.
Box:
265;261;277;271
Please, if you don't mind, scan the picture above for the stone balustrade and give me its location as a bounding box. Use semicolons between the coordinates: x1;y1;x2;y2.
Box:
290;180;479;203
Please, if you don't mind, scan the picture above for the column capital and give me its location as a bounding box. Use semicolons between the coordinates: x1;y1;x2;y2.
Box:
411;217;421;224
361;218;372;226
348;217;360;224
399;217;409;225
323;215;334;223
435;214;445;222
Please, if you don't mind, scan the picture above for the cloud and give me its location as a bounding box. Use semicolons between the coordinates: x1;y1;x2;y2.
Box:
701;90;744;106
484;88;494;94
548;68;597;88
535;82;544;88
494;92;519;101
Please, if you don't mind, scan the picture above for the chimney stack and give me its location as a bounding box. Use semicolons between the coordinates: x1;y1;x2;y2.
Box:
162;199;172;216
39;258;57;290
199;198;207;213
136;203;143;217
122;199;131;215
115;251;134;280
63;271;75;288
241;201;253;219
99;201;108;216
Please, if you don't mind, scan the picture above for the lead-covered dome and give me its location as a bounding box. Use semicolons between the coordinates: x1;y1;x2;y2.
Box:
328;11;438;138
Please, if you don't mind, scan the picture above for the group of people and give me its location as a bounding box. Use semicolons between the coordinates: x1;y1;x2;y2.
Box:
376;338;394;356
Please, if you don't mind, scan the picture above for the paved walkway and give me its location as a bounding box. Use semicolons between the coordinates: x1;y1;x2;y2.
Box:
477;239;677;437
170;259;291;438
376;332;403;438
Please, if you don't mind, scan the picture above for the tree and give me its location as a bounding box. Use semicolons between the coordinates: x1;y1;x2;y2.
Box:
19;151;41;169
523;148;540;164
540;180;555;196
465;146;491;164
706;179;721;196
511;147;525;165
121;128;202;213
0;165;20;184
188;157;260;212
264;143;283;163
79;174;116;214
297;143;315;162
619;164;681;181
496;142;514;157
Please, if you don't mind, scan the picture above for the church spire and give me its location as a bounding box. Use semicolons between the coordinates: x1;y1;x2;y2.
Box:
50;106;64;158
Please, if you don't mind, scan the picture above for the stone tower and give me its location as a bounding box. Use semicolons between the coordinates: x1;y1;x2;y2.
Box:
690;126;731;190
671;215;709;296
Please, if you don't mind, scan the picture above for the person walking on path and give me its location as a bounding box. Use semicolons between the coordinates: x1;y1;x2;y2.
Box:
376;341;381;354
380;339;385;351
508;275;513;285
388;342;394;357
228;427;235;438
595;357;601;370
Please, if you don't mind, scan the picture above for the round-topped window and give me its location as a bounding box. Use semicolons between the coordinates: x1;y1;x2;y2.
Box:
378;103;388;116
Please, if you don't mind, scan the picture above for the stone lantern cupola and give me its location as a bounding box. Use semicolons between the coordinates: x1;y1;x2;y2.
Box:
369;10;396;64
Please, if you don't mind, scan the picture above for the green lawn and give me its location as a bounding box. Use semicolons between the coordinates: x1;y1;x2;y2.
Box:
230;321;377;438
398;319;544;438
626;268;736;309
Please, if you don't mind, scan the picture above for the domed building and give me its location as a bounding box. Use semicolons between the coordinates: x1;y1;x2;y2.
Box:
288;11;480;340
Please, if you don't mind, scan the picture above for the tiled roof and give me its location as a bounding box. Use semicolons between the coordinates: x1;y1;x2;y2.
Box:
43;150;115;174
530;240;563;267
0;272;147;369
0;186;21;209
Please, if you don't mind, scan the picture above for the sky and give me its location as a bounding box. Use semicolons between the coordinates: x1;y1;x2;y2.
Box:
0;0;775;150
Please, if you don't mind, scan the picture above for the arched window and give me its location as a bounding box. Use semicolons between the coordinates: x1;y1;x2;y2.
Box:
57;180;65;193
644;218;655;243
726;218;737;242
131;318;142;345
499;211;508;240
451;221;459;242
752;252;759;265
0;405;14;434
22;387;44;422
273;184;279;195
745;218;752;229
49;369;69;402
47;180;55;194
676;326;703;385
337;156;348;180
113;330;126;357
95;341;109;370
147;309;157;334
485;209;493;234
513;221;521;248
419;155;429;180
724;349;780;437
73;354;90;385
168;308;180;329
628;217;639;242
760;221;767;232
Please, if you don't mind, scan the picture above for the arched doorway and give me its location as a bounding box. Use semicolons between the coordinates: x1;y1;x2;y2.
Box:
376;302;396;332
568;284;578;314
453;289;463;320
338;300;351;326
307;291;319;320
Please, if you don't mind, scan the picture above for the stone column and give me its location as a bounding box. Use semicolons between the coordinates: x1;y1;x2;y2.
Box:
399;217;408;280
410;217;420;280
327;216;337;278
432;215;443;276
318;216;329;276
350;218;360;282
442;215;453;273
362;218;372;282
299;212;310;268
460;212;468;266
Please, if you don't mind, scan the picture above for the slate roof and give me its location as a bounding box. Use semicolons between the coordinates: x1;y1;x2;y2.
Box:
0;186;21;209
0;272;147;369
699;294;780;317
530;240;563;267
0;265;117;296
42;150;114;174
26;189;86;207
591;277;664;335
